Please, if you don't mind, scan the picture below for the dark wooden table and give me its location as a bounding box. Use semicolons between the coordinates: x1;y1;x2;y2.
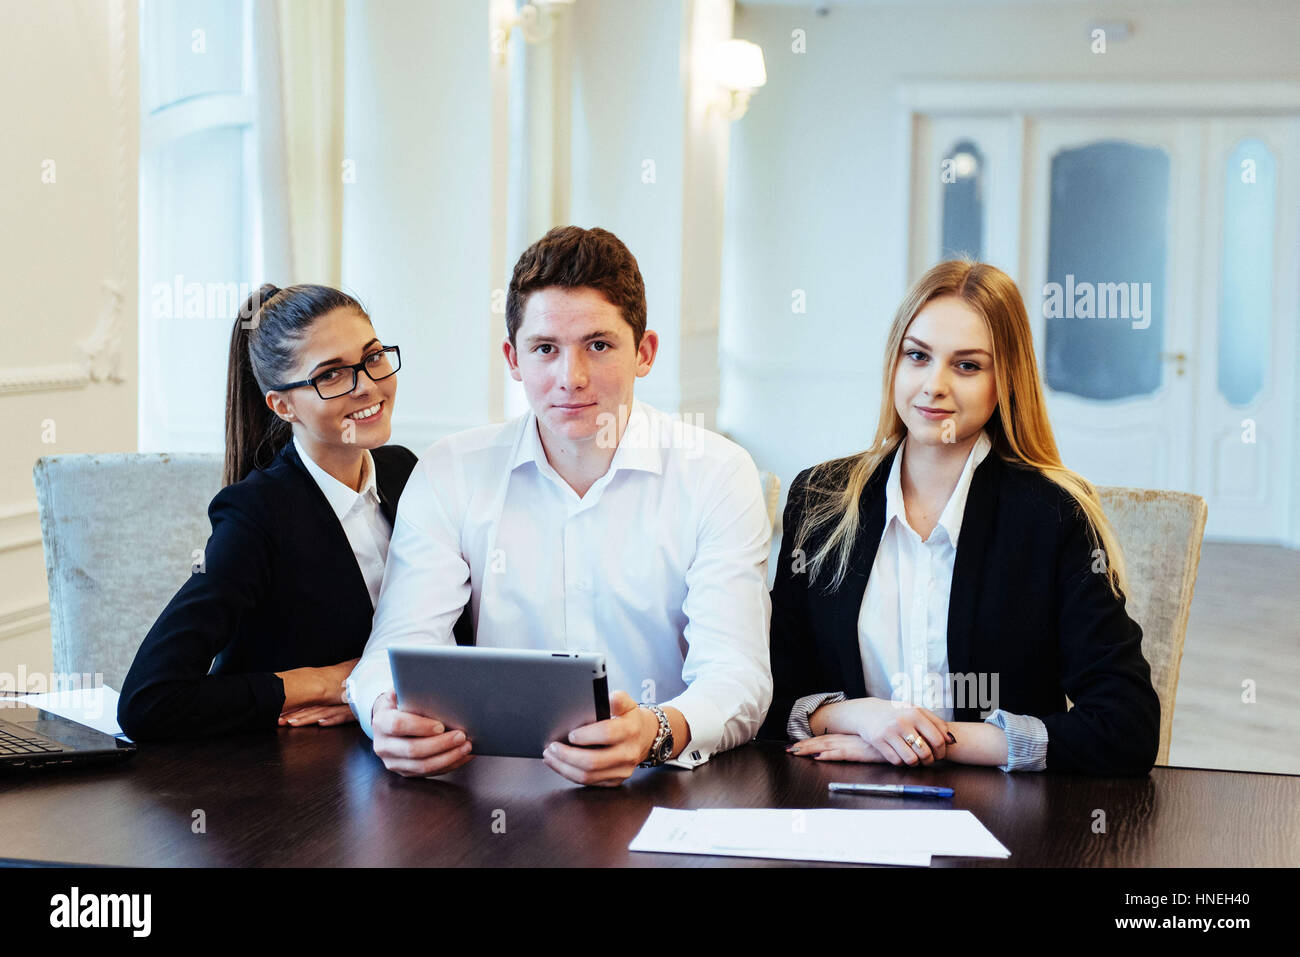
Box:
3;727;1297;866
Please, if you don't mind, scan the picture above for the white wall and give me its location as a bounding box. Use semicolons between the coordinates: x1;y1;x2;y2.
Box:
721;0;1300;502
0;0;139;678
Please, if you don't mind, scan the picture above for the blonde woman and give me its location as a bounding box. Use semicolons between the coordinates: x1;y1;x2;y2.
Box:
760;260;1159;776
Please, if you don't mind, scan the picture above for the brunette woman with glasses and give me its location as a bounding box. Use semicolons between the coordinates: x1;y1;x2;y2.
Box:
119;284;464;740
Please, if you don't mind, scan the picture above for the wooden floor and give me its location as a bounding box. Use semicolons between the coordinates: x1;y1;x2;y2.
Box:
1168;543;1300;776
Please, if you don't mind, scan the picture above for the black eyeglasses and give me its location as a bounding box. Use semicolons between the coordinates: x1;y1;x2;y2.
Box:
271;345;402;399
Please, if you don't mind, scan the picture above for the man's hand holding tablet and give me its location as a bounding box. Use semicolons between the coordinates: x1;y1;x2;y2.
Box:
369;647;693;784
370;691;475;778
369;689;691;785
543;691;691;787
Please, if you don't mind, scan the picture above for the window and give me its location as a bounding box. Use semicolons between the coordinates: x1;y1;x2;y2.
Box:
138;0;259;452
940;139;984;261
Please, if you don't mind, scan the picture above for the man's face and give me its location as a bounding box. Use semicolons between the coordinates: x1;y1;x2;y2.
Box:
503;286;657;447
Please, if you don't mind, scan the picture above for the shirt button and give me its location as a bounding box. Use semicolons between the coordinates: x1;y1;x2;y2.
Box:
575;580;586;591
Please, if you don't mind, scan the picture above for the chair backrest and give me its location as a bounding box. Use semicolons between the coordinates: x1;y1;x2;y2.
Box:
1096;485;1208;766
33;453;224;691
758;470;781;532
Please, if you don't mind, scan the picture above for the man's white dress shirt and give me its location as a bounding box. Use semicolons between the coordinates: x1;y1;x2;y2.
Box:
293;435;391;608
346;398;774;767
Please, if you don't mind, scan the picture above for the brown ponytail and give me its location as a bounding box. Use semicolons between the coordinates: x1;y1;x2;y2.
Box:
222;282;369;486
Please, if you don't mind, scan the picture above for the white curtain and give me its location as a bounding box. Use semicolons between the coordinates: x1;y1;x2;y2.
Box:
253;0;347;287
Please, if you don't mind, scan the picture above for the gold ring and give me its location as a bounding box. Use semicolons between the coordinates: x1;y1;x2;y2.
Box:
903;732;919;747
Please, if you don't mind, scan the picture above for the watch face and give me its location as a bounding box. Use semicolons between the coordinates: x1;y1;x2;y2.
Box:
656;731;673;761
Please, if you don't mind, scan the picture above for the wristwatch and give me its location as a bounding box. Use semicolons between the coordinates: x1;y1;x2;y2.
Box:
638;705;674;767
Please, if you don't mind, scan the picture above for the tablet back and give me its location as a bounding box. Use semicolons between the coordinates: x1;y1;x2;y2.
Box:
389;646;610;758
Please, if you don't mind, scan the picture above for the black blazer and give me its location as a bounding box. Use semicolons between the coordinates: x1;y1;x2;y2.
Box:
759;446;1161;776
118;440;470;741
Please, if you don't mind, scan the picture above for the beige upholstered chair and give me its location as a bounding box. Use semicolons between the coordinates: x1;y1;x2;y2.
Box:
33;454;224;691
1096;486;1208;767
758;470;781;532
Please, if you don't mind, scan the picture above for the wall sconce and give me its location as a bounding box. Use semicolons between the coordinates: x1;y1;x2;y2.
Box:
493;1;575;67
710;39;766;121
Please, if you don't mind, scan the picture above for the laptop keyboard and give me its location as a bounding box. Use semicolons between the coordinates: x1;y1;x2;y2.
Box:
0;721;67;755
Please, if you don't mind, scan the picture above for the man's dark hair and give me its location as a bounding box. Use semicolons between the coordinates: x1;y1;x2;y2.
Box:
506;226;647;346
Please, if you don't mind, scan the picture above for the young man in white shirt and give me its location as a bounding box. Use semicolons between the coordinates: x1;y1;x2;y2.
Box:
346;226;773;786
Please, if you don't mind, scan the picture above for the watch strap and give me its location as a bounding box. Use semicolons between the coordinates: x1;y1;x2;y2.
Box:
638;704;672;767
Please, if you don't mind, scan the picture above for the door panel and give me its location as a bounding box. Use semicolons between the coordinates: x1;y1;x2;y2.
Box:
1195;119;1299;541
1025;118;1198;494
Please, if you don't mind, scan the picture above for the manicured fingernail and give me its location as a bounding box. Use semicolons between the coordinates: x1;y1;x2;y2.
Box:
946;732;957;744
786;745;800;754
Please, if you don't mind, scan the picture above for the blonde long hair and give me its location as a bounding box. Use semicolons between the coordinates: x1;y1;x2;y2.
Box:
795;259;1128;599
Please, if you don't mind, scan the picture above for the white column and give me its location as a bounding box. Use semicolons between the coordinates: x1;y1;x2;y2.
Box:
563;0;733;425
341;0;501;451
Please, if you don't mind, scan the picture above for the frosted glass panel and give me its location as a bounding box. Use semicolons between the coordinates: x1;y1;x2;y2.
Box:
141;0;244;113
940;139;984;261
1044;141;1169;401
1218;139;1275;407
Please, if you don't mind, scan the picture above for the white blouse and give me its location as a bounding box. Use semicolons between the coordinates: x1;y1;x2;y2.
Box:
293;435;392;609
857;429;992;719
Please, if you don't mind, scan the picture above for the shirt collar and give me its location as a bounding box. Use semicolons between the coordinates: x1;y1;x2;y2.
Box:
884;429;992;547
511;396;665;478
293;434;380;521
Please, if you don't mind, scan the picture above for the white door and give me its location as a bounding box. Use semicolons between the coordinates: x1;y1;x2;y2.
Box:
910;115;1020;278
1193;118;1300;541
909;106;1298;543
1024;117;1199;495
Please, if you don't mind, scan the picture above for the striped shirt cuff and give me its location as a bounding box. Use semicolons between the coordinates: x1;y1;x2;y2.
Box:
787;692;847;741
984;709;1049;772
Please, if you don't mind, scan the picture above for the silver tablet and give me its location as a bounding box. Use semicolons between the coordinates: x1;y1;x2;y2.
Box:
388;646;610;759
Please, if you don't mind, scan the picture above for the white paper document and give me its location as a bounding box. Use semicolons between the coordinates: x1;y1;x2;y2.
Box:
629;807;1010;866
0;686;126;738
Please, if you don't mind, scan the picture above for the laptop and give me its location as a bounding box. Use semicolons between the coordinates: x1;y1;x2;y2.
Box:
0;699;136;770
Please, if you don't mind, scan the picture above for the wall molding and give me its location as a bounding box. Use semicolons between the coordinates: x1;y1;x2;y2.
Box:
0;600;50;643
0;280;126;396
1;0;134;399
897;81;1300;115
0;501;41;555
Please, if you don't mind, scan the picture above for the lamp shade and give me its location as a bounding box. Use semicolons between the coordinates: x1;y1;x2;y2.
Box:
713;39;767;92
